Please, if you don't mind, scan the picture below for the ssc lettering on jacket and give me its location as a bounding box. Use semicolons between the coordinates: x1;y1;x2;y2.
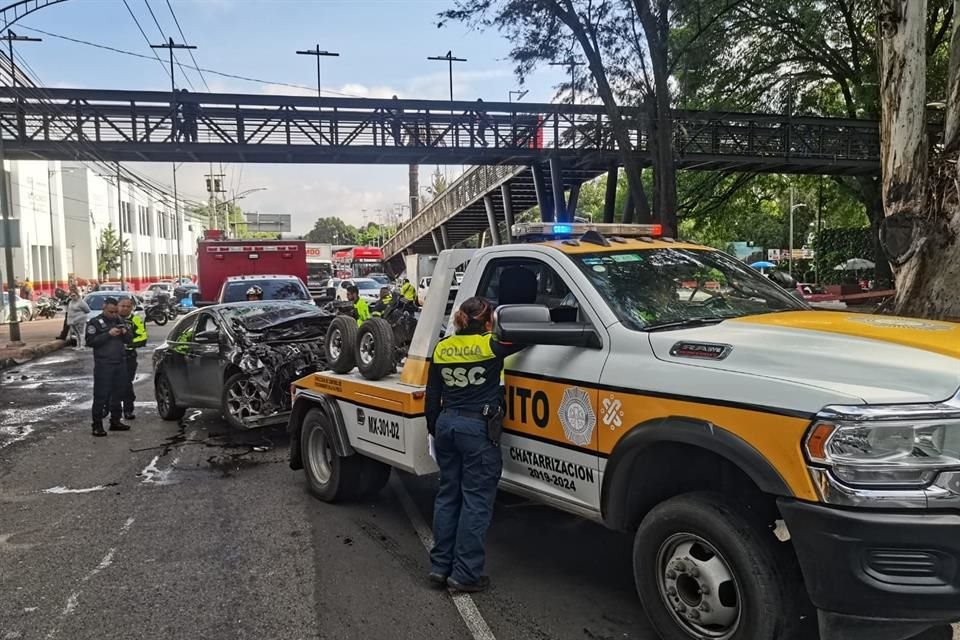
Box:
440;366;487;387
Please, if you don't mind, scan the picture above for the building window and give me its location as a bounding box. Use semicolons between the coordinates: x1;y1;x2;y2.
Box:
119;201;132;233
138;205;150;234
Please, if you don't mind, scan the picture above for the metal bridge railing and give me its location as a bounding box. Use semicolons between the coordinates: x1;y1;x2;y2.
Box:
383;164;523;257
0;88;883;165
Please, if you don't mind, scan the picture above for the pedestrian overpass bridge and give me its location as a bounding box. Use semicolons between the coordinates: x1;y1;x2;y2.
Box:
0;86;885;263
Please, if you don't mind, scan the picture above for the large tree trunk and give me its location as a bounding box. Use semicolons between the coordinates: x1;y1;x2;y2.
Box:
552;0;650;221
634;0;679;238
879;0;960;319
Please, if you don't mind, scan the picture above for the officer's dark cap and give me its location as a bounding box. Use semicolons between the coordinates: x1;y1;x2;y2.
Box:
104;297;119;306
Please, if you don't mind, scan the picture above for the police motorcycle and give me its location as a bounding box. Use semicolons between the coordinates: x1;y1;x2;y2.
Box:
144;292;178;326
34;294;61;319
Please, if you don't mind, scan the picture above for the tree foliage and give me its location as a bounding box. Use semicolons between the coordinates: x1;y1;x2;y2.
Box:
813;228;873;285
96;224;130;281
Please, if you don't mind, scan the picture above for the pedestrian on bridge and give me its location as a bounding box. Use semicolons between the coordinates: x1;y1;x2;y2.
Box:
178;89;199;143
86;297;131;437
425;296;524;593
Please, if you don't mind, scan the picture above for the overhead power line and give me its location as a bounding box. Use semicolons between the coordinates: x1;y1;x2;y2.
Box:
165;0;209;91
18;25;361;97
121;0;171;81
142;0;195;90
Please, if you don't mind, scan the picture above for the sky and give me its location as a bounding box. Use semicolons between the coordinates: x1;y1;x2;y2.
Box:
13;0;569;234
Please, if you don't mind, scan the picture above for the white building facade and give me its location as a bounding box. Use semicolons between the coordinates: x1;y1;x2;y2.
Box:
1;160;207;295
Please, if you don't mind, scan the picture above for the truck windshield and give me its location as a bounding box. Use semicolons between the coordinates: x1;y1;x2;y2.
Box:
221;279;310;303
574;248;805;330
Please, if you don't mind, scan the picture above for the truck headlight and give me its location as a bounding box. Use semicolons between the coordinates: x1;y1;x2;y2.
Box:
806;414;960;488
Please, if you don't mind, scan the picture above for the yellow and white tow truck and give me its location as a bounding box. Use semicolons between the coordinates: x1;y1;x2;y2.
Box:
286;222;960;640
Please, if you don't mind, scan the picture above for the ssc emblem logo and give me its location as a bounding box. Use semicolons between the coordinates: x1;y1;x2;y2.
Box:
558;387;596;446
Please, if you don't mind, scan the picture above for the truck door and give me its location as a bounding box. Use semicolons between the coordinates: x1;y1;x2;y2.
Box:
474;254;608;513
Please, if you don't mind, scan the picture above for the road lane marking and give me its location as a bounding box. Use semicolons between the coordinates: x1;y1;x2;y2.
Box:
391;475;497;640
42;485;111;494
45;517;135;639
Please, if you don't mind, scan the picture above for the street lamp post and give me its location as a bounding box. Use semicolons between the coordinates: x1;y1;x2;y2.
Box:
222;187;268;237
508;89;528;103
549;57;585;104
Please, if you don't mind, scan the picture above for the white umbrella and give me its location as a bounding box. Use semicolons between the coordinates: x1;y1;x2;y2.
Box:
833;258;876;271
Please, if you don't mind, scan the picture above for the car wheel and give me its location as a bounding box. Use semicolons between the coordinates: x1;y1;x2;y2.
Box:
325;315;358;374
300;408;389;502
633;492;810;640
222;373;264;429
155;370;186;421
356;317;395;381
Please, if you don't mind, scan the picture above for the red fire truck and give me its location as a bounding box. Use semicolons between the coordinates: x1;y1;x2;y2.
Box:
196;231;308;302
332;246;384;279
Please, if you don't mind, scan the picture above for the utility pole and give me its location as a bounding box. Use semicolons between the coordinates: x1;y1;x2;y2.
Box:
204;171;225;231
0;31;41;341
549;57;585;104
150;37;197;143
151;38;194;278
115;162;126;290
427;51;467;102
296;45;339;102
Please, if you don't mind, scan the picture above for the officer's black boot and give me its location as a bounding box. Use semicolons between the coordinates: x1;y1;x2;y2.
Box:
109;420;131;432
91;422;107;437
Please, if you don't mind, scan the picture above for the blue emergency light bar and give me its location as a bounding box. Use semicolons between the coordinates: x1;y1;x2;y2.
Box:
511;222;664;242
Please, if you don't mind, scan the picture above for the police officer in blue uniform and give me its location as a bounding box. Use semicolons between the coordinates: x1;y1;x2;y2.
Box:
425;296;524;593
86;297;132;437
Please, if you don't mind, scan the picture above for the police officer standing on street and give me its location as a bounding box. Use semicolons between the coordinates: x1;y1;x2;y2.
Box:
86;297;132;437
117;297;148;420
424;296;524;593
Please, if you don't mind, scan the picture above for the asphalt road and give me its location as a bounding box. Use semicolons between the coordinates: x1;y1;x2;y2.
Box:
0;329;657;640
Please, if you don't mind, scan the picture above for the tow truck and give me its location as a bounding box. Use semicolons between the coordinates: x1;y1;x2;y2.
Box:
286;222;960;640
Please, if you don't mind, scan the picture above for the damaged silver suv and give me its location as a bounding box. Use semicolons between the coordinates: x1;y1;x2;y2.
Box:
153;301;332;429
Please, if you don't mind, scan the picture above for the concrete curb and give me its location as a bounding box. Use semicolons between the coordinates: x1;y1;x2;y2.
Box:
0;339;67;371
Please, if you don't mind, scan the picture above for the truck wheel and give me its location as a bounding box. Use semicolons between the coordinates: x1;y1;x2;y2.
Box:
155;370;186;421
356;317;395;380
301;408;388;502
325;316;358;374
633;492;808;640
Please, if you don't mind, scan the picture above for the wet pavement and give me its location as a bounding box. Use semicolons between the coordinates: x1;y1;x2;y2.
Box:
1;334;954;640
0;328;657;640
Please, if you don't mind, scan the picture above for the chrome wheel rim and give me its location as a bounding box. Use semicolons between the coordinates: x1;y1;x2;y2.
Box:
656;533;741;639
328;327;342;360
226;377;263;424
358;332;375;366
307;424;333;484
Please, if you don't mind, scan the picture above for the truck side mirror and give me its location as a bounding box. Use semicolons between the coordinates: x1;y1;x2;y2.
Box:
494;304;601;349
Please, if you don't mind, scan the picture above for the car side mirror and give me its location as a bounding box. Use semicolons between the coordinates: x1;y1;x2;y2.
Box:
494;304;601;349
194;329;220;344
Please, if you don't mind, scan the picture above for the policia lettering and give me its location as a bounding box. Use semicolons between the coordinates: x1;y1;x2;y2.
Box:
505;383;549;429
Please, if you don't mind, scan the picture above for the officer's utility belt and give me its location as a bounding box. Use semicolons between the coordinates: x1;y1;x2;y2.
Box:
445;405;503;444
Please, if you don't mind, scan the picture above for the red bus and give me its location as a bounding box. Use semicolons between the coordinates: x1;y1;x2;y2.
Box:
333;246;384;279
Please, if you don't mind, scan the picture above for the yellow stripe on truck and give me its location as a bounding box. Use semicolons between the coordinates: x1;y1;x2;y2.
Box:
303;372;426;416
504;372;818;501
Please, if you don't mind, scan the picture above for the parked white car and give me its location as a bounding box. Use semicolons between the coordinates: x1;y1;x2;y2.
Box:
0;293;34;323
334;278;382;303
140;282;173;303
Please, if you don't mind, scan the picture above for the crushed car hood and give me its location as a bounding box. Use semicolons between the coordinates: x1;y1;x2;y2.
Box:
649;311;960;405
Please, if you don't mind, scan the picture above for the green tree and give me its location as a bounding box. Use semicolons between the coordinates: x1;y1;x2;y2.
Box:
96;224;130;281
305;217;358;244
